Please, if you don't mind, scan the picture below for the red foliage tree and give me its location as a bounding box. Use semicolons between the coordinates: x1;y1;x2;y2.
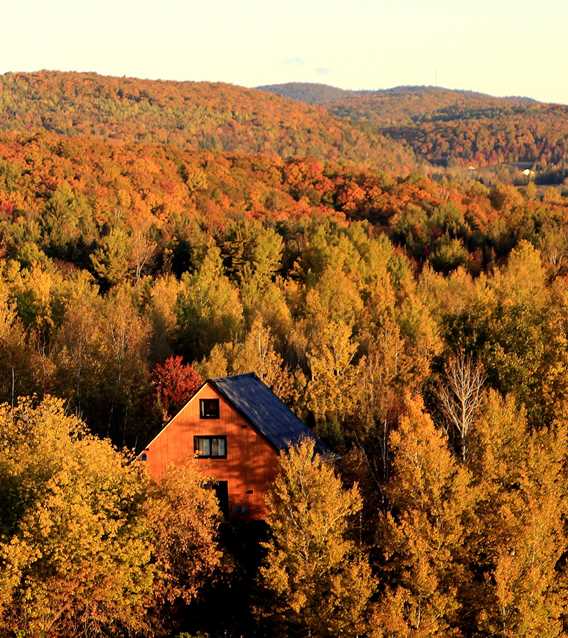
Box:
152;355;202;420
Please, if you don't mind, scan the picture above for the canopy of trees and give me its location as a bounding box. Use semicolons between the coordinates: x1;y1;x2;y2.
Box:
0;71;415;172
261;83;568;170
0;71;567;636
0;398;221;636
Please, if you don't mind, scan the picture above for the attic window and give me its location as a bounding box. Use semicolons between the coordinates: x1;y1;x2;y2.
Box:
200;398;220;419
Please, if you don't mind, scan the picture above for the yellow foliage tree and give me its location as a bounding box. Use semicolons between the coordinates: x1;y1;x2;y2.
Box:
0;277;34;402
466;391;567;636
176;246;243;360
259;438;375;637
0;397;223;637
372;396;475;637
305;319;362;427
145;464;223;613
0;397;153;636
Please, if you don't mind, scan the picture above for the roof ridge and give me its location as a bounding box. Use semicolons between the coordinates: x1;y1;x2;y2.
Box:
210;371;257;382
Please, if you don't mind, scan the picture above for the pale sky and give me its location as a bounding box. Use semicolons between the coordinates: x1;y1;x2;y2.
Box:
2;0;567;103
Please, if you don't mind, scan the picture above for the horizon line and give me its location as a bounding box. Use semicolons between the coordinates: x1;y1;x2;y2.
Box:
1;68;564;106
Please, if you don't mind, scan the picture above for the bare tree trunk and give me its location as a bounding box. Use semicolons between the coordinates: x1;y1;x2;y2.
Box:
436;352;485;462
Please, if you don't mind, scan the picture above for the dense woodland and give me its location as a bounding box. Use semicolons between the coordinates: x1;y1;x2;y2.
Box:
1;72;568;637
0;72;415;172
261;82;568;171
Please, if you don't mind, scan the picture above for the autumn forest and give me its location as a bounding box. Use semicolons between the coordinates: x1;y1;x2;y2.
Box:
1;71;568;637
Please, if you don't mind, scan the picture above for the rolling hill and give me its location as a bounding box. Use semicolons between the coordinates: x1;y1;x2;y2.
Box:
259;82;568;169
255;82;355;104
0;71;415;172
3;71;567;176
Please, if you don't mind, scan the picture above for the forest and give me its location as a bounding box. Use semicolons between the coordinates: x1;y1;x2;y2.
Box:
261;82;568;171
0;72;568;637
0;72;415;172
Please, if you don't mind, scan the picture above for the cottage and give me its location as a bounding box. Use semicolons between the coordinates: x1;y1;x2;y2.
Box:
140;373;319;519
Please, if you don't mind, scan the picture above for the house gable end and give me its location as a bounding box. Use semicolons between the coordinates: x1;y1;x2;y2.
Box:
141;380;282;456
139;379;211;454
141;378;280;518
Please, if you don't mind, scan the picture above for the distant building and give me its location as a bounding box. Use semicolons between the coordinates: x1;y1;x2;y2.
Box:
140;373;320;519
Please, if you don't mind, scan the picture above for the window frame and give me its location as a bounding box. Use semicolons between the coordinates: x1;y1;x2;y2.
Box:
199;398;220;419
194;435;227;459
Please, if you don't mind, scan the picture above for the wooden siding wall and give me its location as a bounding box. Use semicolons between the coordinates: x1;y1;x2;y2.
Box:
143;383;279;518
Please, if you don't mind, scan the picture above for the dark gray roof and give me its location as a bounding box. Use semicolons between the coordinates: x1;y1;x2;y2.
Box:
210;373;322;452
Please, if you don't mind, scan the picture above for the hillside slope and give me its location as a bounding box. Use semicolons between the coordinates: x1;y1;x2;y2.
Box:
255;82;354;104
260;82;568;169
0;71;415;171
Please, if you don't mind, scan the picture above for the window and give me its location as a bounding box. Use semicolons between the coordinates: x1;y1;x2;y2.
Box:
194;435;227;459
200;398;220;419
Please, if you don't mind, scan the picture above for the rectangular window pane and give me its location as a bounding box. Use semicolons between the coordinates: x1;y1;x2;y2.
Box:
211;437;226;457
194;436;226;459
200;399;220;419
195;437;210;456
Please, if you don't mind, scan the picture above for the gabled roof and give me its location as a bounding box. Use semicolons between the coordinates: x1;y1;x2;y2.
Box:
210;373;321;452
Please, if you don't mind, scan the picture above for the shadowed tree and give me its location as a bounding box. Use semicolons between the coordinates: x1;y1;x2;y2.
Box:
144;464;223;632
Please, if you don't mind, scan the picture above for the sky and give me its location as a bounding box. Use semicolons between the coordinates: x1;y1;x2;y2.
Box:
2;0;567;103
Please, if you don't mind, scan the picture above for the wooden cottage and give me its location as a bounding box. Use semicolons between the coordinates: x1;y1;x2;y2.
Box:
140;373;318;519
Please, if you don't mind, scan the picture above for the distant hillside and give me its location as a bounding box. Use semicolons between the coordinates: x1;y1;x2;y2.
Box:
255;82;354;104
259;82;568;168
258;82;533;110
6;72;565;174
0;71;415;172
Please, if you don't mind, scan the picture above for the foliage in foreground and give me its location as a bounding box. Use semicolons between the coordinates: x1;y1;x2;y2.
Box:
259;438;375;637
0;388;566;636
0;397;221;636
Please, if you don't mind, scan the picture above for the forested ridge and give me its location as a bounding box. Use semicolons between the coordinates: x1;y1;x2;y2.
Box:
0;72;568;636
261;82;568;169
0;71;415;172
